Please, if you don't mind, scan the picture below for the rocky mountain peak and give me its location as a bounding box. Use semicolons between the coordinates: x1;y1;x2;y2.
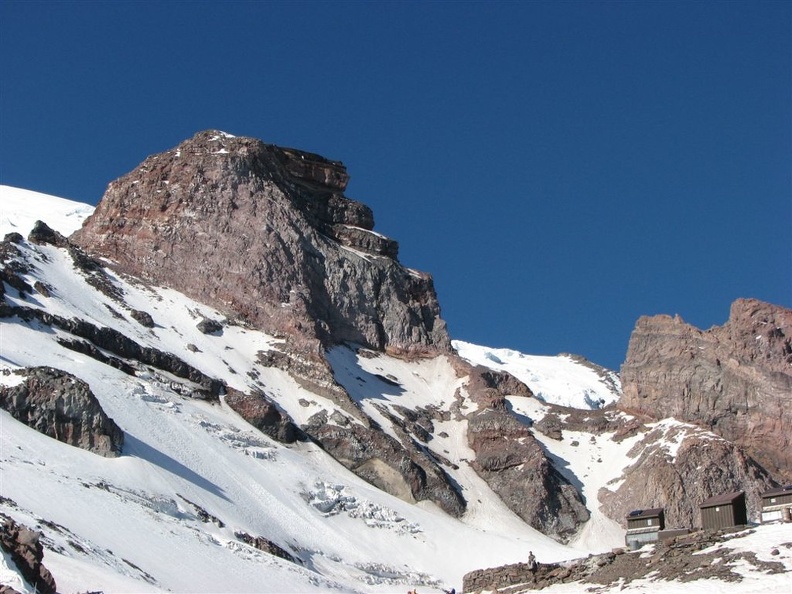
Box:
620;297;792;483
71;130;449;355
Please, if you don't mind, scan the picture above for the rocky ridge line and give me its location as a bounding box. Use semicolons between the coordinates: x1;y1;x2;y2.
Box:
463;526;790;593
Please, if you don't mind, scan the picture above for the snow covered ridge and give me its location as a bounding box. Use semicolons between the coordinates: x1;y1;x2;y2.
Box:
452;340;621;409
1;185;94;237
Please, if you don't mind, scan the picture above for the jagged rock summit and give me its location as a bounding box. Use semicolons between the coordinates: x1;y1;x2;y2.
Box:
620;298;792;483
72;130;450;357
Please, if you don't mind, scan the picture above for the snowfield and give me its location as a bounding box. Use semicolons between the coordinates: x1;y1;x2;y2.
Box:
452;341;621;410
1;185;790;593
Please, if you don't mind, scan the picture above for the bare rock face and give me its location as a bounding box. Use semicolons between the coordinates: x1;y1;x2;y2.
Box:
71;130;450;357
224;387;302;444
467;407;590;541
0;516;57;594
599;423;776;529
303;414;466;517
620;298;792;482
0;367;124;457
462;365;590;541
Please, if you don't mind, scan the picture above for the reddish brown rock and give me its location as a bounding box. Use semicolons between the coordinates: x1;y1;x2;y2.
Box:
461;365;590;541
0;516;57;594
620;298;792;482
599;423;776;529
224;387;301;444
467;406;590;541
71;130;450;357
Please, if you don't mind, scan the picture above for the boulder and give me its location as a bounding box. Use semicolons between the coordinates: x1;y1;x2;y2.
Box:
224;387;302;444
0;367;123;457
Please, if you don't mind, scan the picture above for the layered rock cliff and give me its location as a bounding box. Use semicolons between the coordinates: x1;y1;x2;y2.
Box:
72;130;450;357
620;298;792;483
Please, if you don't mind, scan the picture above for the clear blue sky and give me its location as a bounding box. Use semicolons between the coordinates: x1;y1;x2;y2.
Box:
2;1;790;370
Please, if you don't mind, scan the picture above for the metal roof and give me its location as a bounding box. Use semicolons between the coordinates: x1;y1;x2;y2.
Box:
761;485;792;498
626;508;664;519
699;491;744;508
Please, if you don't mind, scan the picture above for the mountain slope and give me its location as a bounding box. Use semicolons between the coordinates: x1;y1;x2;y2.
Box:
0;185;584;592
2;158;790;594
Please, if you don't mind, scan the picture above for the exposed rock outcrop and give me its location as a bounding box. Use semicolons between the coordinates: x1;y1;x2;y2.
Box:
620;298;792;482
224;387;302;444
0;516;57;594
0;304;225;399
599;423;776;529
467;407;590;541
0;367;124;457
234;530;299;564
462;364;590;541
71;130;450;357
302;417;466;517
463;526;788;593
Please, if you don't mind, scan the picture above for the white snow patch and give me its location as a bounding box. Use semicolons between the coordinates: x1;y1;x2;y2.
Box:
0;185;94;237
453;340;621;409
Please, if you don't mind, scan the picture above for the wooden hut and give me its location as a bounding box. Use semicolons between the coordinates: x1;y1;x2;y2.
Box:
625;508;665;549
699;491;747;530
760;485;792;523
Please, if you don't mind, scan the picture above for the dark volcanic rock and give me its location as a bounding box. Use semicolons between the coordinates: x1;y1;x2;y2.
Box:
224;387;302;444
467;407;590;541
457;363;589;541
27;220;69;248
71;130;450;357
463;526;788;593
0;367;123;456
304;420;466;517
0;516;57;594
130;309;155;327
196;317;223;335
620;298;792;482
234;530;299;564
0;305;224;398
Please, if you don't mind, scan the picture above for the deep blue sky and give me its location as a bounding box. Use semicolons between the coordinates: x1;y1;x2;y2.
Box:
2;1;790;370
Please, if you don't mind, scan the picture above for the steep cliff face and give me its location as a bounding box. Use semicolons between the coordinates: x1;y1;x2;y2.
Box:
69;131;464;517
72;130;449;357
620;298;792;482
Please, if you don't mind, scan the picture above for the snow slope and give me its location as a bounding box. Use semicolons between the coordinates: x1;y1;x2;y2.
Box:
452;340;621;409
0;187;576;592
1;185;95;237
1;187;790;593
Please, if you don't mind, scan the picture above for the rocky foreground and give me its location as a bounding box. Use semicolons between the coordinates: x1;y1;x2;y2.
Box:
463;525;792;593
